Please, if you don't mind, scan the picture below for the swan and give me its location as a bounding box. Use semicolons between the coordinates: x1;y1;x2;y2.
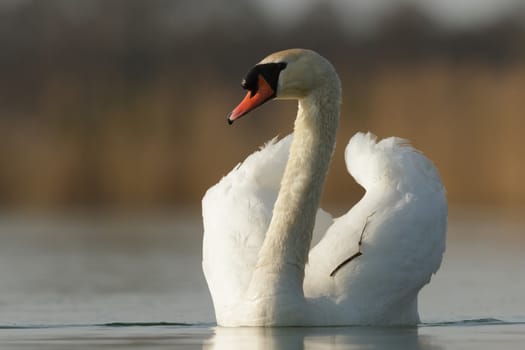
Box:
202;49;447;326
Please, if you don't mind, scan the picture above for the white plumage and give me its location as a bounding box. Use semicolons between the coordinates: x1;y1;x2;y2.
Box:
202;49;447;326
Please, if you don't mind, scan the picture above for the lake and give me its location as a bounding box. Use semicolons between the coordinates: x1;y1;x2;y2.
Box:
0;209;524;349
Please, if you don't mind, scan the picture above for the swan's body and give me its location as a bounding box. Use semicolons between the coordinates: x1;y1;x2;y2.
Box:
202;49;447;326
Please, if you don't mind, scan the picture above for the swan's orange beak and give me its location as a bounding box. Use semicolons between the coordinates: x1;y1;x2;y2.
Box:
227;75;275;124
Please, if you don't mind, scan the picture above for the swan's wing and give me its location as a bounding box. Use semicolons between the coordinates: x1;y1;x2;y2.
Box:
202;134;334;319
305;132;447;323
203;134;334;320
202;135;291;317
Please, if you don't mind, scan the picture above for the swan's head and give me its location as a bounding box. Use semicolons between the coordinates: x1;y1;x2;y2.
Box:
227;48;338;124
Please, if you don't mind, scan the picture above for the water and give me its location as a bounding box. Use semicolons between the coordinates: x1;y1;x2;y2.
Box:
0;209;524;349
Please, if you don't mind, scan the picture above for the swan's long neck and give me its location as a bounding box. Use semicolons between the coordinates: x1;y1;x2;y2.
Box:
249;79;341;301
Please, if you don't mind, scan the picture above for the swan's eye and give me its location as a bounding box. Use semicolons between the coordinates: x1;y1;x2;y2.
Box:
241;68;259;92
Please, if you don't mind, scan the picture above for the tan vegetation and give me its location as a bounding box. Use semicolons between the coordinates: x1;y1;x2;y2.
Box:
0;1;524;211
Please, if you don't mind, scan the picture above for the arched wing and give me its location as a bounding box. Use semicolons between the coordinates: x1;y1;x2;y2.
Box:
305;132;447;324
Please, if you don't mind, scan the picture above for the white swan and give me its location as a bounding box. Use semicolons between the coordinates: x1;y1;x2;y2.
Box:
202;49;447;326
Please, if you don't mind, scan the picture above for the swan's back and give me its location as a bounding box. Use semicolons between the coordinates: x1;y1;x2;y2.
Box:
306;132;447;325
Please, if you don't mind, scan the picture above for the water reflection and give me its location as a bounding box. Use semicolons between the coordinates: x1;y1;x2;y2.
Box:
206;326;442;350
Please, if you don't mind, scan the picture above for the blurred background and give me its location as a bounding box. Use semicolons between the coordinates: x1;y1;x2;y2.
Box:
0;0;524;214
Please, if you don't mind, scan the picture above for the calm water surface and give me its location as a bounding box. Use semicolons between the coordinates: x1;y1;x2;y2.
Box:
0;209;524;349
